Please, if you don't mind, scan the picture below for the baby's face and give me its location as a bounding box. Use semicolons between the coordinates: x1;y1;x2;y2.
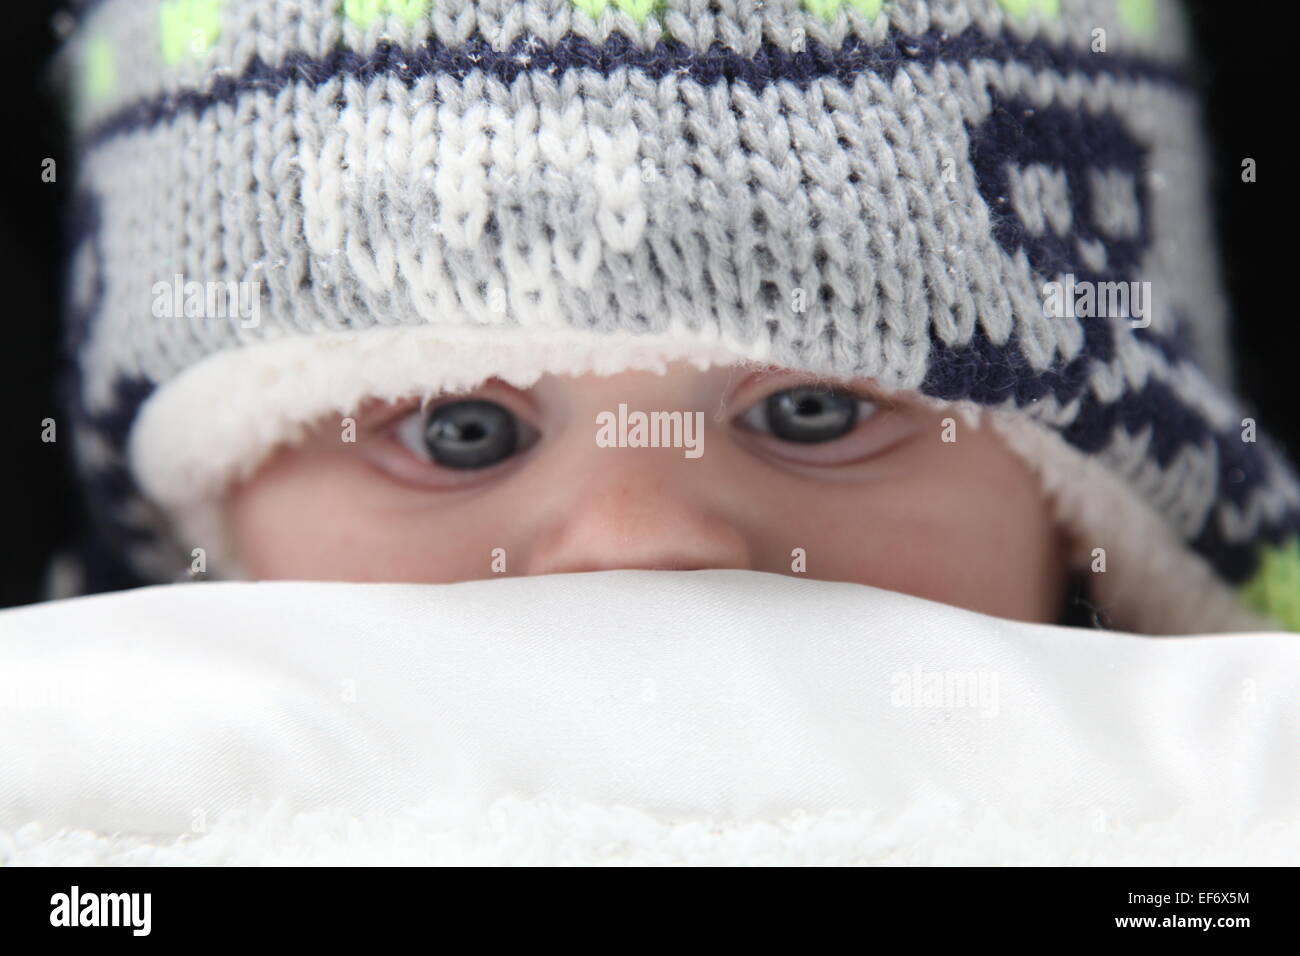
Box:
226;363;1070;623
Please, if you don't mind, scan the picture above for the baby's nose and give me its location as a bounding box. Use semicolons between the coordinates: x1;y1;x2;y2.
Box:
520;453;752;576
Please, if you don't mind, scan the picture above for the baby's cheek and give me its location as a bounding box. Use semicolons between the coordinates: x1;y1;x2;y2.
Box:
224;448;351;580
894;452;1066;623
888;506;1065;622
225;445;512;583
776;434;1067;623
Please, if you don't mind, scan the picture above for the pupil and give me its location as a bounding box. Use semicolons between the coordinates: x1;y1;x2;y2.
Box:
424;400;517;469
766;387;857;443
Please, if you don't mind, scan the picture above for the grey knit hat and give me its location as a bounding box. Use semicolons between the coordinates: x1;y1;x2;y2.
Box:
53;0;1300;633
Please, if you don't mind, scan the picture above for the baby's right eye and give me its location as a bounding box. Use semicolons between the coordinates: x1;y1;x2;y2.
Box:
396;399;539;470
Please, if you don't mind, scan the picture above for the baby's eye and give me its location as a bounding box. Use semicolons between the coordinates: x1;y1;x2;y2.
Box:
739;386;876;443
396;399;538;470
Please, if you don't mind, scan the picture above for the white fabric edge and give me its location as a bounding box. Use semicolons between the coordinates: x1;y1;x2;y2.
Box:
6;793;1296;866
2;571;1296;866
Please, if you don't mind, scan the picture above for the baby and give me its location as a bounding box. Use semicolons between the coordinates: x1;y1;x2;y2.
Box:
53;0;1299;635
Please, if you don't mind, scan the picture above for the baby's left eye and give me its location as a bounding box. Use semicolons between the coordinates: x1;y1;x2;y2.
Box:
739;386;876;443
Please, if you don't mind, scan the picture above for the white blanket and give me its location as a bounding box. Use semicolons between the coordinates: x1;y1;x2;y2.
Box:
1;570;1296;865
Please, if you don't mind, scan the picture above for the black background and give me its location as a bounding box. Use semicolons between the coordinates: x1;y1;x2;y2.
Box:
1;1;1294;608
0;864;1289;940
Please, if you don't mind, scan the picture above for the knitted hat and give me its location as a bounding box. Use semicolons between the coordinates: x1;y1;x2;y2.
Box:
53;0;1300;633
